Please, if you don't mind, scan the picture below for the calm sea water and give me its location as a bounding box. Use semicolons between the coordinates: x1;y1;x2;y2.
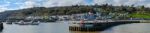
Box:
1;22;69;33
1;22;150;33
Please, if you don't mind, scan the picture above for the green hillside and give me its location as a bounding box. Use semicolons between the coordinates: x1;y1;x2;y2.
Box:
5;4;150;19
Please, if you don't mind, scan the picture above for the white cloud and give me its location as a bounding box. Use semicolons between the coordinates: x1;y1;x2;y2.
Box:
0;3;10;12
36;0;43;1
18;0;36;9
6;1;11;4
92;0;146;6
43;0;85;7
125;0;146;5
113;0;147;6
93;0;107;5
0;7;7;12
14;3;23;5
129;0;145;2
145;4;150;7
1;0;150;12
24;1;35;8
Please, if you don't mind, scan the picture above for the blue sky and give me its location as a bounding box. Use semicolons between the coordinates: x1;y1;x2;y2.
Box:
85;0;93;5
0;0;150;12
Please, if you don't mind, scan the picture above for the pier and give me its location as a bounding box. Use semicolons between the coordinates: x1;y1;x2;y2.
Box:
69;20;150;31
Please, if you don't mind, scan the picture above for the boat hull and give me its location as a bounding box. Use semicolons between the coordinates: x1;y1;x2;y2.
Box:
16;22;39;25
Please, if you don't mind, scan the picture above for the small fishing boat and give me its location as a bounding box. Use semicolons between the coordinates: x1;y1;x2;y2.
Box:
14;20;23;24
17;22;30;25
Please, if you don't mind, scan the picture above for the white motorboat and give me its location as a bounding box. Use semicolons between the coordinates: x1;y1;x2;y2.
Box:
15;20;40;25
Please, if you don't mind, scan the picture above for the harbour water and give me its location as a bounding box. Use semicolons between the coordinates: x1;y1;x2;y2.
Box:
1;22;150;33
1;22;69;33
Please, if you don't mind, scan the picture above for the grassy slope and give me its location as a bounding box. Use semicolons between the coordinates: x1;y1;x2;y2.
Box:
129;13;150;18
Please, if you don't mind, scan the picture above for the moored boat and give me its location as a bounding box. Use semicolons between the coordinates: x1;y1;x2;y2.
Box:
16;20;40;25
5;20;13;24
